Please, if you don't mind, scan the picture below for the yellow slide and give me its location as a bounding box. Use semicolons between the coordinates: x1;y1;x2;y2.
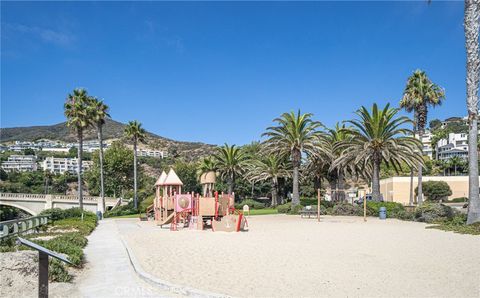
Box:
158;212;175;227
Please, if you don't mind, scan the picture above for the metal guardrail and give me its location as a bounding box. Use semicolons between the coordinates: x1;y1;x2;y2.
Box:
0;216;49;239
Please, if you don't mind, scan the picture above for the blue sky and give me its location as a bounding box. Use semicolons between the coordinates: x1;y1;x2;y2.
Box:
1;1;466;145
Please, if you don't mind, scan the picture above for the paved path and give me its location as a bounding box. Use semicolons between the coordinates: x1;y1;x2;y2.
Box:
74;219;173;298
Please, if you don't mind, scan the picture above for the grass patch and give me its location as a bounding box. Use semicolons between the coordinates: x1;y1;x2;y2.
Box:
107;213;141;219
248;208;278;216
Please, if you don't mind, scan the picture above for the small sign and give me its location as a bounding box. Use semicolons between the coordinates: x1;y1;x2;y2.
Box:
17;237;72;265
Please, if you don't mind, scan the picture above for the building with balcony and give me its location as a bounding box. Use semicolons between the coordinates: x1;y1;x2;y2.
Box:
1;155;38;172
415;131;433;159
436;133;468;161
40;157;92;174
138;149;167;159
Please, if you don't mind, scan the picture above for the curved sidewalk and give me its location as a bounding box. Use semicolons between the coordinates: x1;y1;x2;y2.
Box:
75;219;172;298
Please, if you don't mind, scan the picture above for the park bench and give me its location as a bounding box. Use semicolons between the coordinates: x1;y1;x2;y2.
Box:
300;206;318;218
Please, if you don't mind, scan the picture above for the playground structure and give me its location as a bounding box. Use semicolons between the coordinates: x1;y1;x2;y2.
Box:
148;169;247;232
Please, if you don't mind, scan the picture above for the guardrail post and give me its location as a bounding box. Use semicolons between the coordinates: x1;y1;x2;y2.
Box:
1;225;8;237
21;222;27;232
12;223;18;234
38;251;49;298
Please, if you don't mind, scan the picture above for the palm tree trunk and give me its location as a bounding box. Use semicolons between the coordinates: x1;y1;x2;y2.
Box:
465;0;480;225
329;179;336;202
417;128;424;205
291;149;301;206
371;157;381;201
338;171;345;202
271;177;278;207
97;123;105;214
133;139;138;210
409;167;415;205
77;129;84;215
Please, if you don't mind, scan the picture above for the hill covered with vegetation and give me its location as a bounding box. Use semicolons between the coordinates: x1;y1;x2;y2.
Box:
0;119;216;160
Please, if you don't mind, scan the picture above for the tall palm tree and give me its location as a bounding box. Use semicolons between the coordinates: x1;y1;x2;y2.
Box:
245;153;290;207
64;88;93;215
89;97;110;213
334;104;424;201
326;123;353;202
400;70;445;205
124;120;146;210
263;110;322;206
213;143;247;194
399;96;418;206
465;0;480;224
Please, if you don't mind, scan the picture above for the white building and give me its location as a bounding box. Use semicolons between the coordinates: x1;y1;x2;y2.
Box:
1;155;38;172
138;149;167;159
436;133;469;161
41;157;92;174
416;131;433;159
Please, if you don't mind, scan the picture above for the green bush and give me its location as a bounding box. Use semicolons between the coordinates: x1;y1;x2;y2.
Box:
331;203;365;216
366;201;405;217
39;207;96;221
104;201;138;218
394;210;415;221
414;203;456;223
300;198;334;208
427;214;480;235
52;217;97;236
288;204;305;215
448;197;467;203
234;199;266;210
49;259;72;282
415;181;452;201
33;233;85;266
276;203;292;214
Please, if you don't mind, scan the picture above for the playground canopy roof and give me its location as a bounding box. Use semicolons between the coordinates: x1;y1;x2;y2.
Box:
163;168;183;186
155;171;167;186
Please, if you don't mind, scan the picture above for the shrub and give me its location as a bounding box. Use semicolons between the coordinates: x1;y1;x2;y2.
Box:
331;203;365;216
33;234;84;266
104;201;138;218
300;198;334;208
427;214;480;235
394;210;415;221
448;197;467;203
288;204;305;215
414;203;456;223
415;181;452;201
49;259;72;282
235;199;266;210
52;217;97;236
276;203;292;214
366;201;405;217
39;208;66;221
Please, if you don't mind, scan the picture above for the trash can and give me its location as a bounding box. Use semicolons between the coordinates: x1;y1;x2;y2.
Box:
96;211;103;221
379;207;387;220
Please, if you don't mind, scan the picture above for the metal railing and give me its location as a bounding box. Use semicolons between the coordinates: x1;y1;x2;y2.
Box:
0;216;49;239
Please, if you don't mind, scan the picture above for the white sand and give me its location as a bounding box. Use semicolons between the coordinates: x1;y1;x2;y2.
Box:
121;215;480;298
0;251;78;298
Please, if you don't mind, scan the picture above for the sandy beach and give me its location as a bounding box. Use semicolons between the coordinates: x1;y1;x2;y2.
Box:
120;215;480;298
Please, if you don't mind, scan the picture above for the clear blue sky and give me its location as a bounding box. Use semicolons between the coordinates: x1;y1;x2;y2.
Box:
1;1;466;145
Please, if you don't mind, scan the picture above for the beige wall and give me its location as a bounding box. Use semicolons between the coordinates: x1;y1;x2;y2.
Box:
380;176;474;205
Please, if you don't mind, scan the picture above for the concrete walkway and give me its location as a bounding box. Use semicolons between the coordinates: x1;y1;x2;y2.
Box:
74;219;172;298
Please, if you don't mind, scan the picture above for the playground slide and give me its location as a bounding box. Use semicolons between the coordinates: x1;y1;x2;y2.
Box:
212;214;246;232
158;212;175;227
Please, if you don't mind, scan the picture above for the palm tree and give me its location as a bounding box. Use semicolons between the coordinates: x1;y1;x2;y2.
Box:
400;70;445;205
213;143;247;194
447;156;466;176
465;0;480;224
245;153;290;207
89;97;110;214
124;120;146;210
64;88;93;215
263;110;322;206
326;123;353;202
334;104;424;201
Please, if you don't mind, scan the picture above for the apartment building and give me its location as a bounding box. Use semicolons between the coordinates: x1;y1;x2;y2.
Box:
436;132;468;161
416;131;433;159
41;157;92;174
1;155;38;172
138;149;167;159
